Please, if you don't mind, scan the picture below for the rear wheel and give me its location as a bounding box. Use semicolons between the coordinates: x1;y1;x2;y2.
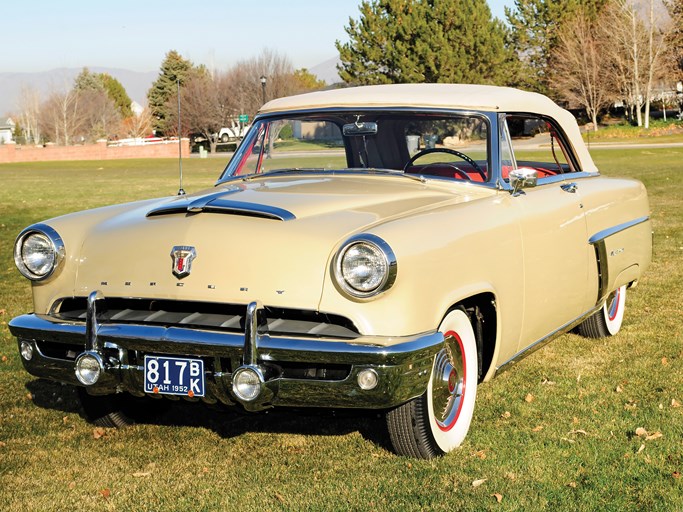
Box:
577;285;627;338
386;308;478;458
78;388;169;428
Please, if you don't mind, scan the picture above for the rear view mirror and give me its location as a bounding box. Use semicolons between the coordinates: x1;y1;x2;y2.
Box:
343;122;378;136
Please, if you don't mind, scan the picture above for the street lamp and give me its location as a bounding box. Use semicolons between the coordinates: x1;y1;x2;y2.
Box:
260;75;267;105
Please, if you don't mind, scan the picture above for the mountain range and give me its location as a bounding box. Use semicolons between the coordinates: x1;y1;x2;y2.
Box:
0;60;342;118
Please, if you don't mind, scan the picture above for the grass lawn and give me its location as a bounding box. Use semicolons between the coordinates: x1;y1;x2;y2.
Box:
0;150;681;511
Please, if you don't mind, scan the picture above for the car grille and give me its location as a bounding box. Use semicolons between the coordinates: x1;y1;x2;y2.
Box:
52;297;360;339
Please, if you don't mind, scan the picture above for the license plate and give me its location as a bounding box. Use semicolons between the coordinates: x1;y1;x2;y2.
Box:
143;356;205;397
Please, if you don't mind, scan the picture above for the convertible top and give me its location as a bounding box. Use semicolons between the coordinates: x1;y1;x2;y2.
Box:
259;84;597;173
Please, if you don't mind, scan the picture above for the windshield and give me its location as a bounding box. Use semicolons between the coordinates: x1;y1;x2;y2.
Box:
218;111;490;183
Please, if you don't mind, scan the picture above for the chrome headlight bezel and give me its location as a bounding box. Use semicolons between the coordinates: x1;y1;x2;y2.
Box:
14;224;65;281
333;234;397;299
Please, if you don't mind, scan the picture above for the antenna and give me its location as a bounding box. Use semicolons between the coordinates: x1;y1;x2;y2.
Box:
177;79;186;196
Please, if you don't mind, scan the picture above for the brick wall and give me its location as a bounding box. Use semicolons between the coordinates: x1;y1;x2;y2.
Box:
0;139;191;163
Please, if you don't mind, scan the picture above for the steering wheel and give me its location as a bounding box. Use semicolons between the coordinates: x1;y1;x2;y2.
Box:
403;148;486;181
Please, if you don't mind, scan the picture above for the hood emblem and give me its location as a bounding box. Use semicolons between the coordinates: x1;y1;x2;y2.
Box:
170;246;196;279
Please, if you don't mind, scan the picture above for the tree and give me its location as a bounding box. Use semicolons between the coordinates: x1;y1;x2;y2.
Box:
550;9;615;130
101;74;133;118
39;89;83;145
668;0;683;80
293;68;326;91
121;106;153;139
17;85;41;144
166;70;233;153
147;51;195;135
336;0;515;86
506;0;607;94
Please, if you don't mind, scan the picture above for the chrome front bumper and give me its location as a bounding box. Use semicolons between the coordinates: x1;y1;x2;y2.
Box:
10;293;442;411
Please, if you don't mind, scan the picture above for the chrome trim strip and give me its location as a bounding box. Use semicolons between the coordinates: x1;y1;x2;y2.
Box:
589;216;650;301
588;216;650;245
147;196;296;221
494;304;603;374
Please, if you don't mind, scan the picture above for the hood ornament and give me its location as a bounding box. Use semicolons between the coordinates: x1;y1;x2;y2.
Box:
170;246;196;279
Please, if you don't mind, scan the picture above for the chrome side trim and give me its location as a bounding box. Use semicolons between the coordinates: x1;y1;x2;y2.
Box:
494;303;602;375
588;216;650;245
589;216;649;301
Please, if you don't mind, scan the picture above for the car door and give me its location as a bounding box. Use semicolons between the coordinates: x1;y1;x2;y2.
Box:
502;114;589;351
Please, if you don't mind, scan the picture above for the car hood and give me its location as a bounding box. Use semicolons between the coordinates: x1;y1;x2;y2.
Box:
70;174;491;309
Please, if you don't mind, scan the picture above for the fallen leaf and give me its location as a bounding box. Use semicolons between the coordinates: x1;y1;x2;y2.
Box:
635;427;648;438
568;482;578;488
93;427;106;439
99;488;111;499
501;411;511;419
616;385;623;393
572;417;580;424
645;432;663;441
568;429;588;436
662;357;668;366
25;393;33;401
532;425;544;432
672;399;681;408
505;472;517;481
0;309;6;315
132;472;150;478
673;472;681;479
1;356;7;363
472;450;487;460
637;444;646;454
274;493;285;504
202;467;209;473
0;441;6;448
472;478;487;488
63;416;69;425
541;378;555;385
406;462;413;469
525;393;535;403
68;482;76;490
492;493;503;503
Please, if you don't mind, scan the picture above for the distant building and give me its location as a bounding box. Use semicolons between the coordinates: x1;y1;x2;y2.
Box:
0;117;15;143
131;101;144;117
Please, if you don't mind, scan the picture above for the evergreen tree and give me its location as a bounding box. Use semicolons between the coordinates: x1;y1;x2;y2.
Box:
335;0;516;86
74;68;105;91
147;50;195;134
101;74;133;118
506;0;607;94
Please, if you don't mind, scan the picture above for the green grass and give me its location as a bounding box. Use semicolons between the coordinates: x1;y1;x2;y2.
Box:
581;119;683;144
1;151;682;511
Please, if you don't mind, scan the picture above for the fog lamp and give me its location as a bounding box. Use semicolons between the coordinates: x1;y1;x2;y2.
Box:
75;352;103;386
232;366;264;402
20;341;34;361
357;368;379;390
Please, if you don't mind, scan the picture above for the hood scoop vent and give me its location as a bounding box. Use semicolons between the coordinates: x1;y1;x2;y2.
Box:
147;191;296;221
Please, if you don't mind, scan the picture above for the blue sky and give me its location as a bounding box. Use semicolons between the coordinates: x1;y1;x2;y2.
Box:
4;0;514;73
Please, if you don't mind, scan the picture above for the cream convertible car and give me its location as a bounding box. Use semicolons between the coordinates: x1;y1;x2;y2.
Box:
11;84;651;459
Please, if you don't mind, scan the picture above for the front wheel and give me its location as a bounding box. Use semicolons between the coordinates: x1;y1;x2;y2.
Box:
386;308;478;458
576;285;627;338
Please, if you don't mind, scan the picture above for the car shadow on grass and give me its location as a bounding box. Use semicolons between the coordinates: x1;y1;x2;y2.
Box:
25;378;394;452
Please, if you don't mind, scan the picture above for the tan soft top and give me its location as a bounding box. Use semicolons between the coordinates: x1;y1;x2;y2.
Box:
259;84;597;173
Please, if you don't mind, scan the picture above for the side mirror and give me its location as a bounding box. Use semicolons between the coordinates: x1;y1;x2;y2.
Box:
509;167;538;196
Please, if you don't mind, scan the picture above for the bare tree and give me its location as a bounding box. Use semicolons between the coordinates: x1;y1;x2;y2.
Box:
551;9;615;131
122;107;154;139
77;89;122;142
643;0;672;127
39;89;85;145
18;86;42;144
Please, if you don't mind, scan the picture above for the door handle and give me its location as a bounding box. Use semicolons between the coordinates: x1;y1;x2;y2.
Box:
561;182;578;193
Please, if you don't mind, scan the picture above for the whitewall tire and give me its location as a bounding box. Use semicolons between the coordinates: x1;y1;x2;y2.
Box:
577;285;627;338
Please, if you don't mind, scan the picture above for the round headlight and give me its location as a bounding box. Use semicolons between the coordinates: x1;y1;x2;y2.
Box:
14;224;65;281
335;234;397;299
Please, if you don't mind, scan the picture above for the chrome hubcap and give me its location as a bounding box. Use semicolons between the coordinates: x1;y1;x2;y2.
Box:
431;332;465;430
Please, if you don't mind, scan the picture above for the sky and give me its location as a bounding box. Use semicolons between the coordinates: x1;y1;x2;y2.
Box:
3;0;515;74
